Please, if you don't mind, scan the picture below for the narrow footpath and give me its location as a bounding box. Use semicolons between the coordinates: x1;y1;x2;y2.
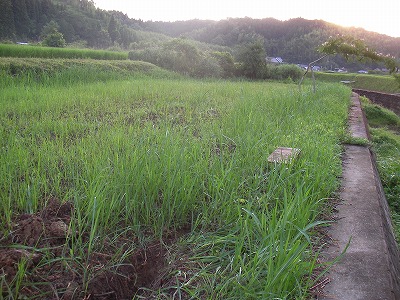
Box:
320;93;400;300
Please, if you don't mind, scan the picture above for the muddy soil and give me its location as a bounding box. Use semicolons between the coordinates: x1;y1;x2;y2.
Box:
0;198;187;299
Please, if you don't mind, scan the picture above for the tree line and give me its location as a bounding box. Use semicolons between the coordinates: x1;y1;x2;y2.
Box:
128;37;303;80
0;0;141;48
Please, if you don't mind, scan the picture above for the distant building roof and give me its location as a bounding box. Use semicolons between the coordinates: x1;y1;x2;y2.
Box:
266;57;283;64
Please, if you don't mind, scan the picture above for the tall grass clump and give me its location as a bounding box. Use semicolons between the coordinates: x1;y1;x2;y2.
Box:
0;70;350;298
0;43;128;60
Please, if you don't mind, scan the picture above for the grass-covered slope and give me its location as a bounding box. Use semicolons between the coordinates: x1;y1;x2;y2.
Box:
313;72;400;94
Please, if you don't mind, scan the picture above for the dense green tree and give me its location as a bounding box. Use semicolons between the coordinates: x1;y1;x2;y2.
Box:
40;20;59;37
320;35;399;77
0;0;16;40
12;0;30;38
300;35;400;91
108;15;119;44
211;51;236;77
58;19;76;42
163;38;201;75
193;55;222;78
118;25;135;48
39;0;54;23
78;0;96;14
42;30;66;47
41;21;65;47
236;39;266;79
97;30;112;48
25;0;41;38
90;20;111;48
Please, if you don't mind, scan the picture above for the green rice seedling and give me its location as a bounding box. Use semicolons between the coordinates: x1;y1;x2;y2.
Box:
0;255;28;299
0;65;351;298
0;44;128;60
0;57;178;88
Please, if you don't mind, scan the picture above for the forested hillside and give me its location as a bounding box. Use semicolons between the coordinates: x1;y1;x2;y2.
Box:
0;0;142;48
143;18;400;69
1;0;399;70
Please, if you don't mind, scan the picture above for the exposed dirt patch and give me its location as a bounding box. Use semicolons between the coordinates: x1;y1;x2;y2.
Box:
0;198;189;299
84;240;169;300
13;198;73;247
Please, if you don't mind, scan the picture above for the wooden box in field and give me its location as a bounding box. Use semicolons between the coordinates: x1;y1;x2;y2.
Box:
268;147;301;163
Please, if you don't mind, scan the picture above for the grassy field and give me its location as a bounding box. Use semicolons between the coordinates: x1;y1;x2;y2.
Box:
0;57;178;87
0;43;128;60
312;72;400;94
0;59;351;299
361;97;400;241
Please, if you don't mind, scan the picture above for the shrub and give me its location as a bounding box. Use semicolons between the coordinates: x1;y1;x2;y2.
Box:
235;40;266;79
211;51;236;78
265;64;303;81
42;31;66;48
193;55;222;78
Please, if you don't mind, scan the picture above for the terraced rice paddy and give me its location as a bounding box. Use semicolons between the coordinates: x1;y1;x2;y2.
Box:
0;60;350;299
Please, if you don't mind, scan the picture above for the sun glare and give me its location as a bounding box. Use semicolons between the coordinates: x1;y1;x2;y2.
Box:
94;0;400;37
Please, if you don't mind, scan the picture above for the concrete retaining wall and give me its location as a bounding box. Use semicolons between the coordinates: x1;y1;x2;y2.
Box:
370;148;400;299
352;89;400;115
353;89;400;296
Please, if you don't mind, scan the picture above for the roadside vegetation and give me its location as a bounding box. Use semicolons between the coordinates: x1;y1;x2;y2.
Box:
361;97;400;241
0;58;350;299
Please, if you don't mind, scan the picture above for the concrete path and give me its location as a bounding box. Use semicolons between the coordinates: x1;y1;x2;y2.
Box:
320;93;400;300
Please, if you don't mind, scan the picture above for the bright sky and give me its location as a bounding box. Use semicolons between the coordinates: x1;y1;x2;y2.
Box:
93;0;400;38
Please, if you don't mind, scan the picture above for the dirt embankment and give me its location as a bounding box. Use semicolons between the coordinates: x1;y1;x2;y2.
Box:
352;89;400;115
